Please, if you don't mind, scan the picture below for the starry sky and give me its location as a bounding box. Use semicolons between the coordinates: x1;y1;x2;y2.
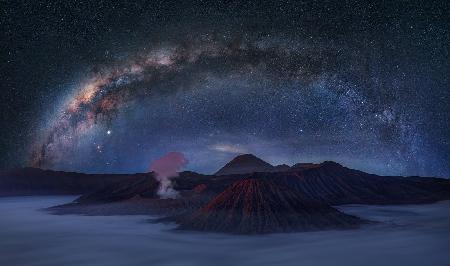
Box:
1;0;449;177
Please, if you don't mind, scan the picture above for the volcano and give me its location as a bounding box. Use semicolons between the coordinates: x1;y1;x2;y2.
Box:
2;155;450;235
214;154;275;175
172;177;366;234
273;161;450;205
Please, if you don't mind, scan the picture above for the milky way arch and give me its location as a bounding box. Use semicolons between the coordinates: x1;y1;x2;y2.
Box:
29;36;418;174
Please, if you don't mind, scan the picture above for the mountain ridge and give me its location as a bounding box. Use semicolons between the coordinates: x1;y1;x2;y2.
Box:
214;154;275;175
5;157;448;234
171;177;367;234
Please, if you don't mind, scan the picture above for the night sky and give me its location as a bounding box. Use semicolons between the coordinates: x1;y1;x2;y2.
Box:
1;1;449;177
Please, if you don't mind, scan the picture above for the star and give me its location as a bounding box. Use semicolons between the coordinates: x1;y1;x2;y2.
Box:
2;1;447;177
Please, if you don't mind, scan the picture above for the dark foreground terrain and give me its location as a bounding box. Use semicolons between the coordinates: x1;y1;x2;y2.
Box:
2;154;450;234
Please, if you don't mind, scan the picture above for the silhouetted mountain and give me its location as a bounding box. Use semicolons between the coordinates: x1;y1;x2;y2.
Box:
169;177;366;234
273;161;450;205
3;160;450;234
75;175;158;203
291;162;319;170
0;167;150;196
273;164;291;171
58;170;217;205
4;162;449;206
214;154;274;175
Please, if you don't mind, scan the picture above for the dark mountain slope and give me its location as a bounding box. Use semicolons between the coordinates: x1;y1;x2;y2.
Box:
74;175;158;203
215;154;275;175
4;160;450;235
170;177;366;234
0;167;146;196
271;161;450;205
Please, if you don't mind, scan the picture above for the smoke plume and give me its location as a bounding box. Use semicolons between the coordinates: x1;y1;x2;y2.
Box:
149;152;188;199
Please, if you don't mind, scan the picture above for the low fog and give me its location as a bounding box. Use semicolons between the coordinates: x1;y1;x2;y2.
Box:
0;197;449;266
